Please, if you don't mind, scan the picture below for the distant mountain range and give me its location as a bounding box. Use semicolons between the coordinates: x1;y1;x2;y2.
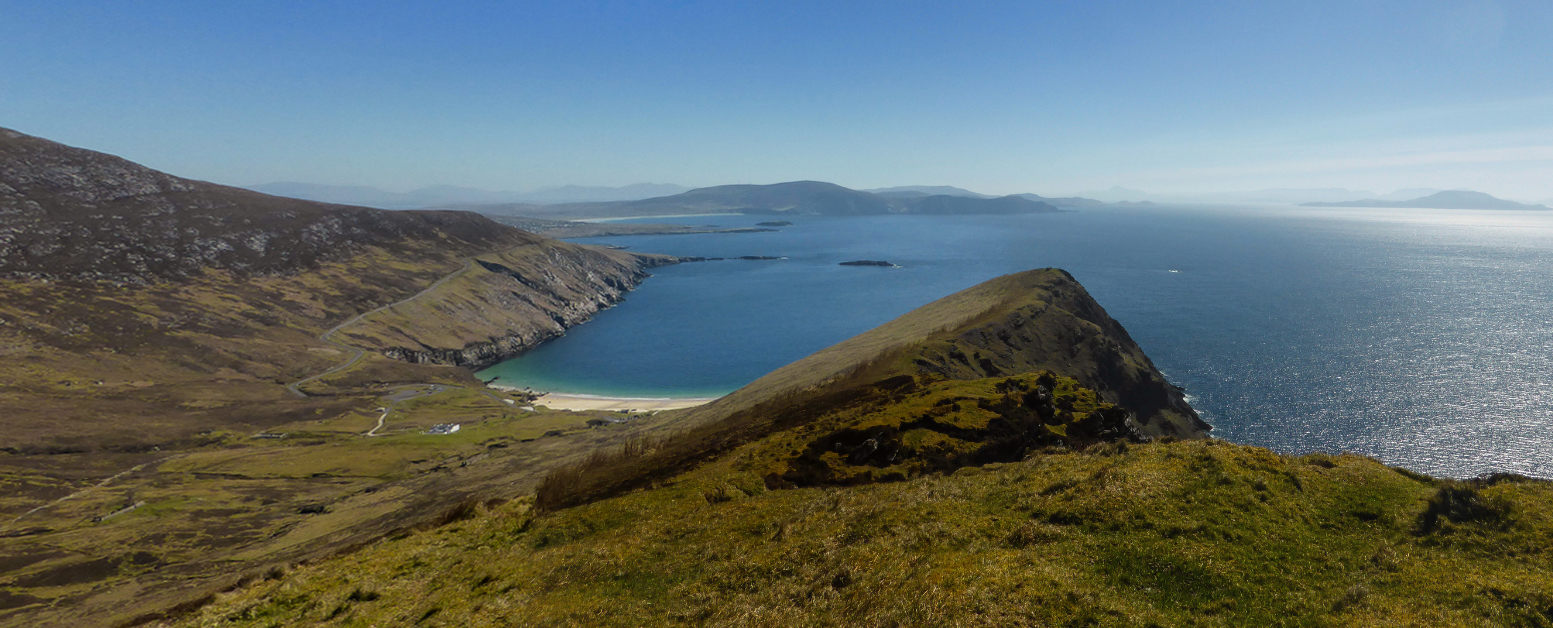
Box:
866;185;993;199
250;180;1107;216
246;182;691;208
454;181;1087;219
1300;190;1549;211
867;186;1106;208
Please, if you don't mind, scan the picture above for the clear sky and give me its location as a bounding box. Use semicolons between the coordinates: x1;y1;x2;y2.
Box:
3;1;1551;200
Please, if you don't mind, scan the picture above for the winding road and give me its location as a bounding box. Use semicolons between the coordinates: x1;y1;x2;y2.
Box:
286;259;475;398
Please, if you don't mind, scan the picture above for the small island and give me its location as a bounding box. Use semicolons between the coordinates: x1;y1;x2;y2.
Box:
755;220;793;227
839;260;898;267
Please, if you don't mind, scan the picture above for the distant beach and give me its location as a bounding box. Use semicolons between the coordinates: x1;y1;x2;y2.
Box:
532;392;716;412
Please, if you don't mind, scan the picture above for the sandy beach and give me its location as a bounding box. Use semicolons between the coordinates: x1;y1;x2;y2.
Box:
529;393;718;412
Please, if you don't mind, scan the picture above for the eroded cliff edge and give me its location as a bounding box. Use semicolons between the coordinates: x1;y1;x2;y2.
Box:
339;243;682;369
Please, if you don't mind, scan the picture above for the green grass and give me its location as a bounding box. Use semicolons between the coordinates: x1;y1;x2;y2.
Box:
175;439;1553;628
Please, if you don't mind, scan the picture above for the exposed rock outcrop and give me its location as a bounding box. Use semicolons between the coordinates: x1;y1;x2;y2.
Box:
350;247;679;368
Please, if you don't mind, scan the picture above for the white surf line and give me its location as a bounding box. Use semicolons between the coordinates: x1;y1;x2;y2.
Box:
8;457;170;526
286;259;475;398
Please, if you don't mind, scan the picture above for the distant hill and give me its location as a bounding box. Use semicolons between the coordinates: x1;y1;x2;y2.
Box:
1210;188;1378;204
867;185;993;199
1301;190;1549;210
247;182;690;208
893;194;1059;214
520;183;690;203
1014;193;1107;208
1381;188;1445;201
460;181;1064;219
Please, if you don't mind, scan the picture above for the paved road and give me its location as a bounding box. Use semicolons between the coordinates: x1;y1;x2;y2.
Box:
286;259;475;397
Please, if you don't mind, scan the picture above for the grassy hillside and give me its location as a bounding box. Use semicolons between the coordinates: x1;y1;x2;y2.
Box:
167;438;1553;627
0;129;682;627
158;267;1553;627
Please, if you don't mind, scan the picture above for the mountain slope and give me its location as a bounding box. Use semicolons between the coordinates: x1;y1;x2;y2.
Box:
0;129;679;627
246;182;690;207
0;129;533;283
1301;190;1549;210
0;125;677;445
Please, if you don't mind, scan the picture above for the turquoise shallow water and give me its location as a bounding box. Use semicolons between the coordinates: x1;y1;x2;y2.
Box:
478;206;1553;478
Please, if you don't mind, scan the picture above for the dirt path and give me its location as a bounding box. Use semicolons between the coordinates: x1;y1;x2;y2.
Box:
286;259;475;397
7;456;170;526
366;385;449;436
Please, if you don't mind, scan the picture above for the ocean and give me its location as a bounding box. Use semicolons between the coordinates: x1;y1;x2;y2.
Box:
477;205;1553;478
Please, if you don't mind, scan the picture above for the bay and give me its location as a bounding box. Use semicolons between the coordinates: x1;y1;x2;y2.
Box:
478;205;1553;478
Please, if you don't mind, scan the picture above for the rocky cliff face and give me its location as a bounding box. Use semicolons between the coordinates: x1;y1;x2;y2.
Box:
360;248;680;369
900;270;1208;436
0;127;531;283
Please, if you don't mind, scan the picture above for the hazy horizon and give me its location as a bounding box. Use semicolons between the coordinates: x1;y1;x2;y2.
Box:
240;179;1547;207
5;1;1551;200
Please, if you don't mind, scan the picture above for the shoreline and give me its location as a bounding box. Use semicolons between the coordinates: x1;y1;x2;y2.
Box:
532;392;718;411
488;384;720;411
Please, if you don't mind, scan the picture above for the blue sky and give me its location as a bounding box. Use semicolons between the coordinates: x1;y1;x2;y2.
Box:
3;1;1551;199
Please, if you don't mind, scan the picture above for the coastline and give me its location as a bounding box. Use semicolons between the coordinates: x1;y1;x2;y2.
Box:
488;384;720;411
532;392;718;411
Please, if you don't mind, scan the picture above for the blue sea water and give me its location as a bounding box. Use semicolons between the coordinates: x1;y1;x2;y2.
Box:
478;206;1553;478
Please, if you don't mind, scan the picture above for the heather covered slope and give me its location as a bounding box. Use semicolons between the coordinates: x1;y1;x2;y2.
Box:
0;127;530;283
167;438;1553;627
0;126;671;449
0;129;678;627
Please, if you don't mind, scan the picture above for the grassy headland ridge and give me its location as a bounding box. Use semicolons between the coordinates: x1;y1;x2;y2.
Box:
681;269;1206;440
520;268;1208;514
164;271;1553;627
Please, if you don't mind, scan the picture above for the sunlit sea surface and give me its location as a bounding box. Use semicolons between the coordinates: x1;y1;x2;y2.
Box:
478;205;1553;478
